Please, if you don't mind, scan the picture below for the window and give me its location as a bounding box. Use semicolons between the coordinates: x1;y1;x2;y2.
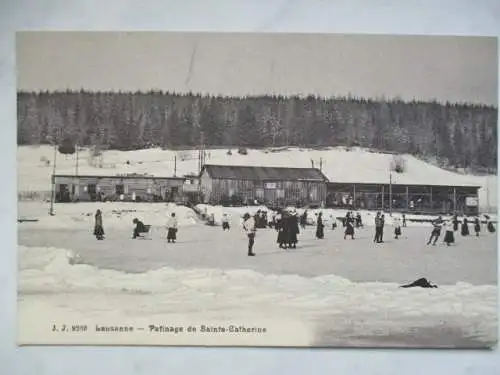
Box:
115;184;124;195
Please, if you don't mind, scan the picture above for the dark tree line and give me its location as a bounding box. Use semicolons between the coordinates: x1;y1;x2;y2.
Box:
17;90;497;172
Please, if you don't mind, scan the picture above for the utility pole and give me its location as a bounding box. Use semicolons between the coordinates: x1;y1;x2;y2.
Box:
49;144;57;216
389;172;393;216
75;143;79;177
174;155;177;177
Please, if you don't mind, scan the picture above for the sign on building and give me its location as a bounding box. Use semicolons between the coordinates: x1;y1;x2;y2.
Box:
265;182;277;189
466;197;478;207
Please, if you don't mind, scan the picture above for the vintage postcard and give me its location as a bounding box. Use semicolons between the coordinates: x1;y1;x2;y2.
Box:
16;32;498;348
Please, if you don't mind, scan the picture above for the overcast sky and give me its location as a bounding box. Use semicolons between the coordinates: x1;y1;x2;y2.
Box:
16;32;498;106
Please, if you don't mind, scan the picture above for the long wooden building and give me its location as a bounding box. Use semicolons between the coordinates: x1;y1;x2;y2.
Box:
53;174;187;203
199;164;329;207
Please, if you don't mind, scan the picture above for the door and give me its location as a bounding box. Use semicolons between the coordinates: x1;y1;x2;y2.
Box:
88;184;97;201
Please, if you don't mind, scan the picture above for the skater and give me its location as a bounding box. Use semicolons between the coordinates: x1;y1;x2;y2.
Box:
93;209;104;240
316;212;325;239
443;220;455;246
166;213;178;243
485;215;496;233
474;217;481;237
427;216;444;245
222;213;230;231
393;216;402;239
374;212;383;243
243;213;256;256
355;212;363;228
207;213;216;226
402;214;407;228
288;209;300;248
344;215;355;240
452;214;460;231
132;218;148;239
276;211;288;248
330;214;338;230
299;210;308;230
380;214;386;242
461;217;470;236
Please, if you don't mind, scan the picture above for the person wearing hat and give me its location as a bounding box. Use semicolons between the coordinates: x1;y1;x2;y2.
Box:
242;213;257;256
288;209;300;248
315;212;325;239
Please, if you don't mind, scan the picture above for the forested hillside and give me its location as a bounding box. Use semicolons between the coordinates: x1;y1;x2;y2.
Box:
17;90;498;172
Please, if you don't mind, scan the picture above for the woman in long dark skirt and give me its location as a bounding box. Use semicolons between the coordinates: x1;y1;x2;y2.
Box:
94;209;104;240
443;221;455;246
276;212;288;248
461;217;470;236
316;212;325;239
288;212;300;248
452;214;459;231
474;217;481;236
344;217;355;240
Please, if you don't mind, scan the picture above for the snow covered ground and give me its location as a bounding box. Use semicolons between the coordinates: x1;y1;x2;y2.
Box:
17;202;498;348
17;145;498;212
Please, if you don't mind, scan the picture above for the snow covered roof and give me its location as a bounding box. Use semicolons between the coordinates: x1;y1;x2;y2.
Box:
201;164;329;182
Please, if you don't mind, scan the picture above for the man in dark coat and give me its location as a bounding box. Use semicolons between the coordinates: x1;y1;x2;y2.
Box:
426;216;444;246
276;212;288;248
461;217;470;236
300;210;308;229
474;217;481;236
94;209;104;240
374;212;383;243
452;214;460;231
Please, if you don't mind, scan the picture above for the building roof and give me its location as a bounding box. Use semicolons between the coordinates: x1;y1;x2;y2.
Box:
201;164;329;182
53;174;185;180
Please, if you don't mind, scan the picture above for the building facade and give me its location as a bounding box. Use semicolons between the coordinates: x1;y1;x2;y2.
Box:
53;174;186;203
326;182;481;215
199;164;329;207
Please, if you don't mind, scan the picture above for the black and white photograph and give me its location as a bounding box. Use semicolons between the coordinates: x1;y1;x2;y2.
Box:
16;31;498;348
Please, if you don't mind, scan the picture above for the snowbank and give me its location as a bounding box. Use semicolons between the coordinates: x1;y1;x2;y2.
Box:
18;245;497;347
17;202;198;230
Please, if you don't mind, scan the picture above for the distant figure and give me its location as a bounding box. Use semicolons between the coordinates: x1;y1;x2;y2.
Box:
207;213;216;226
93;209;104;240
402;214;407;228
461;217;470;236
393;217;402;239
355;212;363;228
242;213;256;256
222;213;230;231
300;210;308;229
315;212;325;239
474;217;481;237
380;214;386;242
132;192;136;202
276;211;287;248
427;216;444;246
374;212;383;243
132;218;147;239
486;215;496;233
166;213;178;243
120;194;125;201
288;209;300;248
452;214;459;231
443;220;455;246
344;215;355;240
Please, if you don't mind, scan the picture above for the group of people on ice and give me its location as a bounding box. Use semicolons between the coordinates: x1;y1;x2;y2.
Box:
426;214;496;246
92;209;179;242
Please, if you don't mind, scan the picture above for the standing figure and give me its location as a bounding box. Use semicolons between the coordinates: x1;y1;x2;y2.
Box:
393;216;402;239
486;215;496;233
288;210;300;248
452;214;459;231
316;212;325;239
93;209;105;240
474;217;481;237
355;212;363;228
427;216;443;246
276;211;288;248
242;213;256;256
222;213;230;231
344;215;355;240
402;214;407;228
374;212;383;243
380;214;386;243
300;210;308;230
330;215;338;230
443;220;455;246
461;217;470;236
166;213;178;243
